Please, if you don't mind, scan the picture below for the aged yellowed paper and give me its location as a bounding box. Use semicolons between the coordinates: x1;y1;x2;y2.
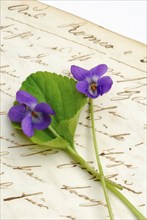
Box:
1;1;146;219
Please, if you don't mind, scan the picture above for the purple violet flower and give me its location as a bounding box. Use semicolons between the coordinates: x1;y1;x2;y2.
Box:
71;64;113;98
8;90;55;137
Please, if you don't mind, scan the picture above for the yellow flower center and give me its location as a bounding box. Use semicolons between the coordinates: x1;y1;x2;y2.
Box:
90;83;97;92
31;111;38;118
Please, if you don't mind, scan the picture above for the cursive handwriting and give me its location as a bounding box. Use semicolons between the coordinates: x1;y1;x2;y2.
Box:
18;53;48;66
4;192;43;201
111;76;146;105
68;53;94;61
0;182;13;189
62;185;105;207
4;31;33;40
100;151;134;169
58;23;114;49
20;149;58;157
25;198;49;209
8;4;48;19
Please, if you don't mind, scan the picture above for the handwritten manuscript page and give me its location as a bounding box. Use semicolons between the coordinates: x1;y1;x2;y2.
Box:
1;1;146;219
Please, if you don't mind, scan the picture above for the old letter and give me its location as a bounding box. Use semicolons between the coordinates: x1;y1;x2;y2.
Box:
1;1;146;219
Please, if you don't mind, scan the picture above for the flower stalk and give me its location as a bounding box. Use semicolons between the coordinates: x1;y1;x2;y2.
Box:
65;145;122;190
89;98;114;220
48;125;146;220
65;145;146;220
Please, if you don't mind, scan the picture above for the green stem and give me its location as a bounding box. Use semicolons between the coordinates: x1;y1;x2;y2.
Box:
65;145;146;220
49;126;60;138
89;98;114;219
48;125;146;220
48;126;122;190
107;184;146;220
65;145;122;190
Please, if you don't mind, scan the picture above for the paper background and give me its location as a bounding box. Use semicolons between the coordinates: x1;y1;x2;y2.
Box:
1;1;146;219
40;0;146;44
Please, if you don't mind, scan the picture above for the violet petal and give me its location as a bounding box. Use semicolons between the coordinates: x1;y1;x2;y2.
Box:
98;76;113;95
90;64;108;78
86;90;99;99
34;103;55;115
16;90;37;109
71;65;88;81
21;114;34;137
88;85;99;99
8;104;28;122
76;80;89;95
33;113;51;130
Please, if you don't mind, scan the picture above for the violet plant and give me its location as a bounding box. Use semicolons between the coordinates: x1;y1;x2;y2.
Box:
71;64;114;219
8;68;146;220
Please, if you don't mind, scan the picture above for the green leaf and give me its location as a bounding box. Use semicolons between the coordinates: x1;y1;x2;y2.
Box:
12;72;87;149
